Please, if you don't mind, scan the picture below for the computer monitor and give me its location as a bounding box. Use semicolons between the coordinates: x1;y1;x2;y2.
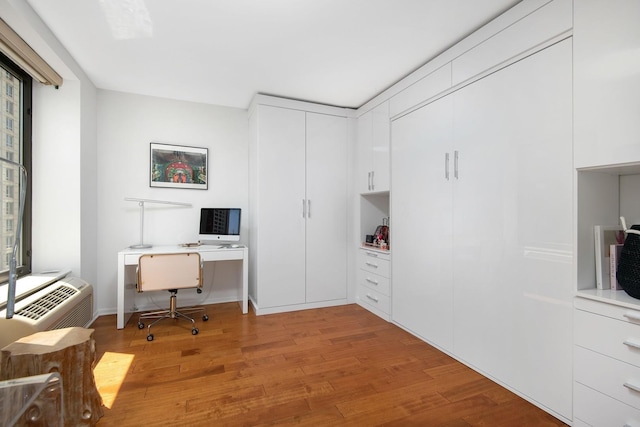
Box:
198;208;241;243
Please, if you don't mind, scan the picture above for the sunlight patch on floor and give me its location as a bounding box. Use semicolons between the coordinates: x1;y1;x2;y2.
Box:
94;352;134;409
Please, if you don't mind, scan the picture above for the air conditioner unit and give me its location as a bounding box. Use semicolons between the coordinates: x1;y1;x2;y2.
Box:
0;276;93;349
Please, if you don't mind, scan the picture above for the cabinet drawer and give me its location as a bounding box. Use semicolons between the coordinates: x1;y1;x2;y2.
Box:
575;346;640;411
357;284;390;315
575;297;640;324
574;381;640;427
359;250;390;277
358;269;390;295
575;308;640;368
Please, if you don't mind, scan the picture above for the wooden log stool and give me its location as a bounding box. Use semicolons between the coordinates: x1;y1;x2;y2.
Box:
0;327;104;425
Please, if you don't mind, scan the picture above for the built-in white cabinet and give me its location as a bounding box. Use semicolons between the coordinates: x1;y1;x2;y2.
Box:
357;101;389;194
356;248;391;320
574;0;640;169
390;38;573;421
574;298;640;426
573;2;640;425
249;97;349;314
452;40;573;421
391;93;454;352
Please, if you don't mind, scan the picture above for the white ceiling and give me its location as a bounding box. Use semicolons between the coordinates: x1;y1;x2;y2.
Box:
26;0;520;109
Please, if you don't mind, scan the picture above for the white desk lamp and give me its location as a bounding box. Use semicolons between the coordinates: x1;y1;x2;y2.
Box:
125;197;192;249
1;158;27;319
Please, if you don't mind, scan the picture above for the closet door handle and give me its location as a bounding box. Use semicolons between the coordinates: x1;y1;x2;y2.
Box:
307;199;311;218
445;152;450;180
371;171;375;191
367;172;372;190
302;199;306;218
454;150;459;179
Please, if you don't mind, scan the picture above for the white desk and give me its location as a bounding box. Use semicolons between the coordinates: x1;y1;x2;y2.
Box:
116;244;248;329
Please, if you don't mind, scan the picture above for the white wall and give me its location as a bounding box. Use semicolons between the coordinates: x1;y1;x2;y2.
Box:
96;90;249;315
31;81;82;274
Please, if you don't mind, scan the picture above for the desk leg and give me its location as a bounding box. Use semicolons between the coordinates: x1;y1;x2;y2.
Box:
117;253;126;329
116;253;135;329
242;248;248;314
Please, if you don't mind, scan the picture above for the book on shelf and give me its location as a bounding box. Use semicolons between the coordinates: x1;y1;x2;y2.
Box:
594;225;625;290
610;243;624;290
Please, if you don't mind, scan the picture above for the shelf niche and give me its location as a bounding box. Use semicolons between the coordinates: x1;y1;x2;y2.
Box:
577;164;640;302
360;193;389;245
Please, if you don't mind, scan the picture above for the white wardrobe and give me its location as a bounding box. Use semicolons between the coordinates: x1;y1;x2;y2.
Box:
248;96;351;314
391;38;573;420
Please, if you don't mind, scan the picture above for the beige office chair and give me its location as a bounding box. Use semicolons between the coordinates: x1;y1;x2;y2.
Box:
136;252;208;341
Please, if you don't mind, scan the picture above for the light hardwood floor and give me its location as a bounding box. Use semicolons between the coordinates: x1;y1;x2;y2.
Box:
91;302;567;426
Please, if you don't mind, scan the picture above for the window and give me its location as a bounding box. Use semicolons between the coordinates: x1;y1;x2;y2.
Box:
0;51;32;281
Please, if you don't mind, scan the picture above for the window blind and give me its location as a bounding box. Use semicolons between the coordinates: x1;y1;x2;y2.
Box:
0;18;62;87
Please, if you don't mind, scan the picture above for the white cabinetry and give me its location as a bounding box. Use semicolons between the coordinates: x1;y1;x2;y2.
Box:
574;0;640;169
574;298;640;426
573;2;640;424
249;98;349;314
390;39;573;421
356;248;391;320
391;93;454;352
357;101;389;194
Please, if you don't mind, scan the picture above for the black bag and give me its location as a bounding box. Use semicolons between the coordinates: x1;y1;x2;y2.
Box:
617;224;640;299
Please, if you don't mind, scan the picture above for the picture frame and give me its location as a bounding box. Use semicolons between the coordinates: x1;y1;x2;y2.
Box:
150;142;208;190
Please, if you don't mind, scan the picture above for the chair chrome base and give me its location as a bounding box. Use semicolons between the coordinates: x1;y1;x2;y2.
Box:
137;289;208;341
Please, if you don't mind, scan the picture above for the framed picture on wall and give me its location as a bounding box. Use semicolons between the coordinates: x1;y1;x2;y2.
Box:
150;142;208;190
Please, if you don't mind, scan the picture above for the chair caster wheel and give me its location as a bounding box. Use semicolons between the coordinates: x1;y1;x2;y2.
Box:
138;322;144;329
192;328;199;335
147;334;154;341
202;314;209;321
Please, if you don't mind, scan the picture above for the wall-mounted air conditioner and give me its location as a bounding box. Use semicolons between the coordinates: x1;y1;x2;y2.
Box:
0;276;93;349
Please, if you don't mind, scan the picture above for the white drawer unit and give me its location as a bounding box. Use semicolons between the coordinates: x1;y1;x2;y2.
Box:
574;297;640;425
574;382;640;427
359;249;390;278
357;248;391;320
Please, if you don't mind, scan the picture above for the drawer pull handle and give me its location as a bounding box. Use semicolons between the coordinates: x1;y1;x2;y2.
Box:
365;278;379;285
624;381;640;393
624;312;640;321
624;339;640;349
365;252;378;258
366;294;379;303
365;262;379;268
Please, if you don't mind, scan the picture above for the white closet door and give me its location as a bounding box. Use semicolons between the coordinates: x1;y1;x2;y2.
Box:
452;39;573;418
356;110;373;193
305;112;348;302
391;94;454;351
371;101;390;193
255;105;306;308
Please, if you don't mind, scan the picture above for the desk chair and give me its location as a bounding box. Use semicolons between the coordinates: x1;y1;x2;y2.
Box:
136;252;208;341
